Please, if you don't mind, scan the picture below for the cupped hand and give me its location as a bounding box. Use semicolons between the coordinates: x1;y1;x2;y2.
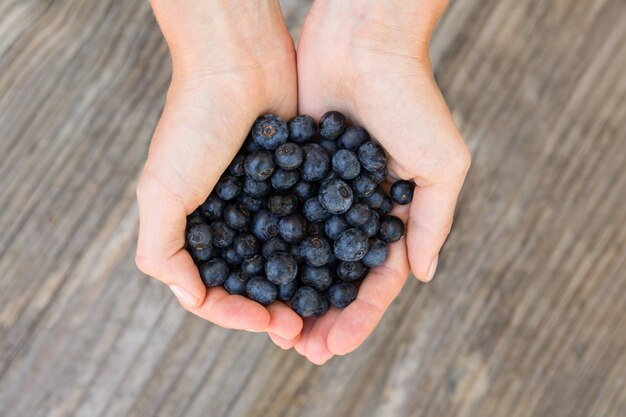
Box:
269;1;471;364
136;0;302;340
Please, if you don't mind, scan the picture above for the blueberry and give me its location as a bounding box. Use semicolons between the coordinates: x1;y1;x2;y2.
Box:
357;141;386;172
306;221;326;238
266;194;298;217
359;211;380;237
288;115;317;144
224;271;247;295
189;245;214;264
301;143;330;181
334;228;370;262
303;197;331;222
187;209;205;225
228;154;246;177
265;252;298;285
244;150;275;181
319;111;346;140
327;282;357;308
275;142;304;170
221;245;243;266
332;149;361;180
362;238;388;267
300;265;334;292
233;233;260;258
186;222;213;250
300;236;332;266
315;296;330;316
291;287;327;317
318;179;354;214
338;126;370;151
345;203;373;227
250;210;279;241
243;177;272;198
246;277;278;306
210;220;236;248
390;180;415;205
243;134;262;153
251;114;289;150
369;167;387;184
361;187;386;210
199;194;226;220
379;215;405;243
318;138;339;155
352;174;377;198
292;180;317;202
325;215;350;241
223;203;250;231
238;192;264;213
215;175;242;201
337;261;368;282
277;280;298;301
278;213;307;244
262;237;289;258
199;258;229;287
242;254;264;275
271;168;300;190
377;197;392;215
288;242;304;263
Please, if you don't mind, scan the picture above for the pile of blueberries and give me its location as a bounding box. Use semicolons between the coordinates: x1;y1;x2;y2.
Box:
185;111;414;317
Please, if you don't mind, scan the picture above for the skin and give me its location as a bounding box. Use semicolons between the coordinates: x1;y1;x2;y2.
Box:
137;0;471;364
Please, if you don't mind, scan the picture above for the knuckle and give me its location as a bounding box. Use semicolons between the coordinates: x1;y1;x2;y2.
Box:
448;142;472;179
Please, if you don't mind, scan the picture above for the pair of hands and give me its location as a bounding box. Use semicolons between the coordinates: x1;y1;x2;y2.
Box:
136;0;471;365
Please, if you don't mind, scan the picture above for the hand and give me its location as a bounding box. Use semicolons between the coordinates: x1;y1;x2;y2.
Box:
136;0;302;340
269;0;471;363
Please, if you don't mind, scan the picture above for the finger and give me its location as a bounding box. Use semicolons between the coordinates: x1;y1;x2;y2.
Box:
294;318;316;357
303;308;341;365
268;333;300;350
266;302;304;340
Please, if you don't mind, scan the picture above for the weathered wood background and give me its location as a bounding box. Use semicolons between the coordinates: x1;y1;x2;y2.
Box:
1;0;625;416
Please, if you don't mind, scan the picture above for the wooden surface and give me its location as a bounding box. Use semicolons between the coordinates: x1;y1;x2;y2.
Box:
1;0;625;416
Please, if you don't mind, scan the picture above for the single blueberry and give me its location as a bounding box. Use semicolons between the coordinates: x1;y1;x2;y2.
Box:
291;287;327;317
224;271;248;295
325;215;350;241
357;141;386;172
390;180;415;205
301;143;330;181
300;265;334;292
265;252;298;285
189;245;214;264
379;215;405;243
300;236;332;266
246;277;278;306
361;187;386;210
199;258;229;287
278;213;307;244
359;211;380;237
242;254;264;276
318;138;339;155
287;114;317;144
332;149;361;180
228;154;246;177
362;238;388;267
233;233;260;258
315;296;330;316
250;210;279;241
292;180;317;202
277;280;298;301
337;126;370;151
186;222;212;250
345;203;373;227
251;114;289;150
351;174;377;198
238;192;264;213
334;228;370;262
266;194;298;217
377;197;392;215
243;134;262;153
223;203;250;231
318;179;354;214
275;142;304;170
187;209;205;225
215;175;242;201
262;237;289;258
327;282;357;308
243;177;272;198
210;220;236;248
244;150;275;181
303;197;331;222
319;111;346;140
221;245;243;266
337;261;368;282
271;168;300;190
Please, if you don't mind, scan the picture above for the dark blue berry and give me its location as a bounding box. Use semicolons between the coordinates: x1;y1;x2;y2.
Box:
327;282;357;308
334;228;370;262
224;271;247;295
246;277;277;306
291;287;327;317
300;236;332;266
379;215;405;243
301;143;330;181
359;211;380;237
337;261;368;282
241;254;264;275
325;215;350;241
271;168;299;190
277;280;298;301
233;233;260;258
358;141;386;172
244;134;262;153
352;174;377;198
238;192;264;213
262;237;289;258
244;150;275;181
210;220;236;248
319;111;346;140
266;194;298;217
199;258;229;287
318;138;339;155
318;179;354;214
288;115;316;144
189;245;214;264
361;187;386;210
362;238;388;267
221;245;243;266
228;154;246;177
300;265;334;292
243;177;272;198
215;175;242;201
292;180;317;202
265;252;298;285
275;142;304;170
338;126;370;151
251;114;288;150
377;197;392;215
303;197;331;222
332;149;361;180
187;209;205;225
250;211;279;241
278;214;307;244
223;204;250;231
390;180;415;205
369;167;387;184
345;203;373;227
186;223;212;250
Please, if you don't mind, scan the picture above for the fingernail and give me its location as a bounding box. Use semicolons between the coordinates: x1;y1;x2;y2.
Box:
170;285;199;307
426;255;439;281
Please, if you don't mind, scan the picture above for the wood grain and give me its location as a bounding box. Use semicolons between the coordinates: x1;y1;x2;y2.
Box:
0;0;625;416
